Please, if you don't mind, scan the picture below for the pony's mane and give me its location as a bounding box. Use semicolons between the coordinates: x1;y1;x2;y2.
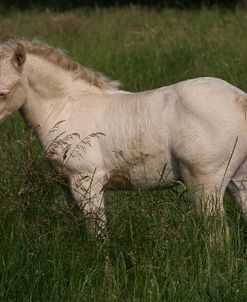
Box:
1;39;120;90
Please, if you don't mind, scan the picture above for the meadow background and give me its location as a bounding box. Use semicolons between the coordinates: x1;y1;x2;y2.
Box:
0;6;247;301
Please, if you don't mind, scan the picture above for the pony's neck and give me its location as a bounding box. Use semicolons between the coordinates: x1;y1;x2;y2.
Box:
24;53;101;100
20;54;101;144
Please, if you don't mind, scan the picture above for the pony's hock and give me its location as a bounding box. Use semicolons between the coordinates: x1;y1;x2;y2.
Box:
0;39;247;236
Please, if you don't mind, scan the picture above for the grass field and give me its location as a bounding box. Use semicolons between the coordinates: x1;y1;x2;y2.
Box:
0;6;247;301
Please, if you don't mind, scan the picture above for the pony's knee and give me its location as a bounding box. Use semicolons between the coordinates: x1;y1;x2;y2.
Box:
82;197;107;238
194;198;224;221
71;184;107;237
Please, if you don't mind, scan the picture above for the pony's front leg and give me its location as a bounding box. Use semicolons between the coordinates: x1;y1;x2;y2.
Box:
69;172;106;238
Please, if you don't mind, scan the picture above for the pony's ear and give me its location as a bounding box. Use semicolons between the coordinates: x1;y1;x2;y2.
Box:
12;43;26;69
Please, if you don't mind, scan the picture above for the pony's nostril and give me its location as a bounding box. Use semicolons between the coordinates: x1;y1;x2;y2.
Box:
0;90;10;99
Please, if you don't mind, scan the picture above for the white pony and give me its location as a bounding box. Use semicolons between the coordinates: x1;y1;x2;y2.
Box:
0;39;247;234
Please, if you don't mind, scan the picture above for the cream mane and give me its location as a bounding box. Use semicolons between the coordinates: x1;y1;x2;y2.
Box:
0;39;120;90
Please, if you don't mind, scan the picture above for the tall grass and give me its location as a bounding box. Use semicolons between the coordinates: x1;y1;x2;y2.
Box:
0;7;247;301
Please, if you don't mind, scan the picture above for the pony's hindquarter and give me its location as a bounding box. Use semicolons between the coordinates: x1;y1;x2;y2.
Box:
172;79;247;224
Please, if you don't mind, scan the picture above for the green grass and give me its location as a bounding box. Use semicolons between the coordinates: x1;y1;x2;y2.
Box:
0;6;247;301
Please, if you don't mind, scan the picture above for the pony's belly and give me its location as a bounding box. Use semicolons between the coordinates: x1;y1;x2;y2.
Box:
105;159;177;191
130;164;177;189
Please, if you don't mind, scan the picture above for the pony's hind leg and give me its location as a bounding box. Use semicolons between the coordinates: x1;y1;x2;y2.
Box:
228;157;247;223
69;171;106;238
180;163;231;243
180;164;225;216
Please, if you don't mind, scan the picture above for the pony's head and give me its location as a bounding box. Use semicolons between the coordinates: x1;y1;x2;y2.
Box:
0;43;27;124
